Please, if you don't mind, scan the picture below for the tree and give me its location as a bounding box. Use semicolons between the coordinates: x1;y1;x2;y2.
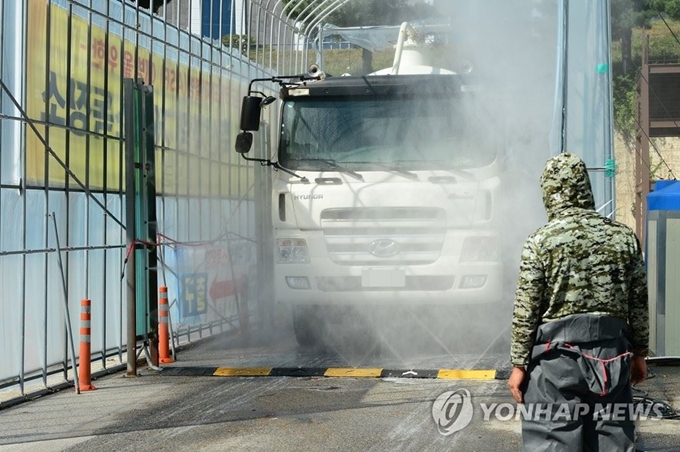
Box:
610;0;680;75
610;1;680;137
649;0;680;19
611;0;654;74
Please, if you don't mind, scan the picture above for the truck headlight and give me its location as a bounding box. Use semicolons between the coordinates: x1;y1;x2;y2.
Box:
460;275;487;289
277;238;310;264
460;236;499;262
286;277;311;290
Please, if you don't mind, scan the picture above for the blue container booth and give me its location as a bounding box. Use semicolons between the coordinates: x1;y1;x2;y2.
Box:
647;181;680;356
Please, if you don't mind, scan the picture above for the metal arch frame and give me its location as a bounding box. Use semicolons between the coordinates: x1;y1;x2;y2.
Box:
266;0;285;71
291;0;342;71
250;0;267;76
283;0;328;73
250;0;284;78
301;0;349;34
295;0;349;71
269;0;304;74
275;0;313;74
250;0;311;76
268;0;290;73
301;0;352;69
230;0;249;77
239;0;278;77
263;0;355;74
234;0;288;76
234;0;343;86
281;0;329;74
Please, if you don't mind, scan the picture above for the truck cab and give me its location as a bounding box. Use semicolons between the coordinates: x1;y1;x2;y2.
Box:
236;23;505;346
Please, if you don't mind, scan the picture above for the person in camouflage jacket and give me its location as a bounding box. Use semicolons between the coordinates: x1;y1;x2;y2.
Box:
508;153;649;452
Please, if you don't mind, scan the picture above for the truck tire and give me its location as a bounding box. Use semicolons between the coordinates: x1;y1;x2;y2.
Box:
292;306;325;347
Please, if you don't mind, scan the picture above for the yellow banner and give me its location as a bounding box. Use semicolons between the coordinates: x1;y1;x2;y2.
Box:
26;1;250;197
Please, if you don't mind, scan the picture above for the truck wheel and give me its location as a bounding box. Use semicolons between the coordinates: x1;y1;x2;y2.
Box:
293;306;325;347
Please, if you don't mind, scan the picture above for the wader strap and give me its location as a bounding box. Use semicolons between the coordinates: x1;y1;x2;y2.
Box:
532;341;631;396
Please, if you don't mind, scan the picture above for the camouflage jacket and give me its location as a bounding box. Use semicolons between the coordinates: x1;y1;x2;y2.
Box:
511;153;649;366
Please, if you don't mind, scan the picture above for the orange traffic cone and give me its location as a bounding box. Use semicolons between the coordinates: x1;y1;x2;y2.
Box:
159;287;174;364
79;299;96;391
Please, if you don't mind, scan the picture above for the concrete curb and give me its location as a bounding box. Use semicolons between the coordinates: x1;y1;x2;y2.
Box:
161;366;511;380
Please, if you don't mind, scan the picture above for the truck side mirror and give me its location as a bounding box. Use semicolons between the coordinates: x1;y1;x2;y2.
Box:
240;96;263;131
240;95;275;131
235;132;254;154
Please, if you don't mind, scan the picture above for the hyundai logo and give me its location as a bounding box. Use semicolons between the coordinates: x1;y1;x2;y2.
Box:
369;239;400;258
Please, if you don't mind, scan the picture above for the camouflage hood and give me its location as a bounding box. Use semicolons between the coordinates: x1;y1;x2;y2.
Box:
540;153;595;220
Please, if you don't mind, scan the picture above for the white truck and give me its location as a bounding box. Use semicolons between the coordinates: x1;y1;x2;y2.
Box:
236;23;504;346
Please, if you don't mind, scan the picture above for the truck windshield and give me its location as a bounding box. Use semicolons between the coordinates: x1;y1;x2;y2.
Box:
279;95;497;171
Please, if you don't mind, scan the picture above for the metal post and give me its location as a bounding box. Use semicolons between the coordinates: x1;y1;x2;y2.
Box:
318;23;324;69
41;0;54;389
124;78;137;377
142;85;159;367
560;0;570;154
635;33;651;244
604;0;616;219
50;213;81;394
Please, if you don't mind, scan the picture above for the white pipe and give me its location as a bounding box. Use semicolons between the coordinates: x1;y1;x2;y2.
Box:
391;22;411;75
596;199;613;214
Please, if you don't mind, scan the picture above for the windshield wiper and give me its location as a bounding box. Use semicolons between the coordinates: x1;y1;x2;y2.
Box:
393;160;476;181
344;161;419;181
286;158;364;182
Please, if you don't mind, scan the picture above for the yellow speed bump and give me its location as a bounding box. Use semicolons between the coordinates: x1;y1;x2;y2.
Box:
213;367;272;377
324;368;383;378
437;369;496;380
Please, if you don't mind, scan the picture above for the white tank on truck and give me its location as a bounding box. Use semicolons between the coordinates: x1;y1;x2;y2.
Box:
235;22;504;346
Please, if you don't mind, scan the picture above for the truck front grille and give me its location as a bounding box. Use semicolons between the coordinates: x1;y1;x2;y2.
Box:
320;207;446;266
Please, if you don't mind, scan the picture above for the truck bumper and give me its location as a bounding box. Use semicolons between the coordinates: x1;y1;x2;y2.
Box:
275;259;504;306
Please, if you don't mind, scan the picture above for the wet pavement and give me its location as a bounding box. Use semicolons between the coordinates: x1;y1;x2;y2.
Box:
0;306;679;451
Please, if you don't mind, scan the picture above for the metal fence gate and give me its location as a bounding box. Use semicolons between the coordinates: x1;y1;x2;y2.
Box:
0;0;312;400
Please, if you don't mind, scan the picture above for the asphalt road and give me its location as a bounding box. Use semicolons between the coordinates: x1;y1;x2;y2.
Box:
1;312;679;451
0;369;520;451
